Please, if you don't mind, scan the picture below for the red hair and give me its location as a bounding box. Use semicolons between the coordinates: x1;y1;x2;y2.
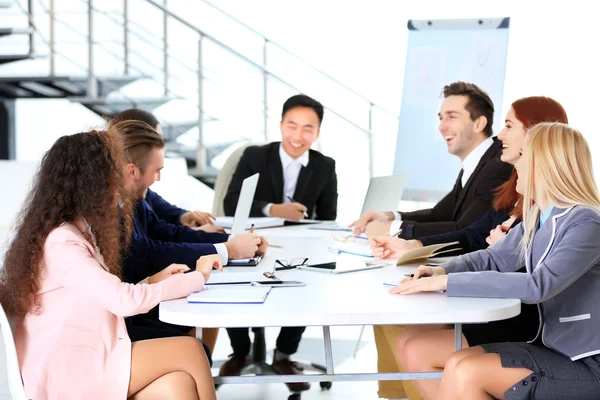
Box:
493;97;569;219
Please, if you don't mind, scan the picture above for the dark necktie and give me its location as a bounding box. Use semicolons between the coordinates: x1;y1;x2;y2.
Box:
456;169;464;193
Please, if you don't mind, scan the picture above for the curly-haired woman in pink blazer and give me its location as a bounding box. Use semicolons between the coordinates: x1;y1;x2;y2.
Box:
0;126;219;400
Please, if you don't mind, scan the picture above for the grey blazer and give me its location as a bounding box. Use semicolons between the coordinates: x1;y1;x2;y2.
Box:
444;206;600;361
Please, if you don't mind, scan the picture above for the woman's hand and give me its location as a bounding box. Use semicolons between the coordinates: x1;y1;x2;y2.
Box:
486;224;509;247
389;275;449;295
398;264;447;284
369;236;423;258
195;255;223;282
148;263;190;284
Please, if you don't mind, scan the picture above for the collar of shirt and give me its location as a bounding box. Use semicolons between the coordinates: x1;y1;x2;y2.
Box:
461;137;494;186
540;205;555;226
279;144;309;169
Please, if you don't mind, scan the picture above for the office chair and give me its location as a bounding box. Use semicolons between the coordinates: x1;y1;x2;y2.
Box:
0;303;28;400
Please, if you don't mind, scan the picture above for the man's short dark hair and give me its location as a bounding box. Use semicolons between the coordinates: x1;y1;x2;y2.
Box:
112;108;159;129
442;82;494;137
281;94;324;125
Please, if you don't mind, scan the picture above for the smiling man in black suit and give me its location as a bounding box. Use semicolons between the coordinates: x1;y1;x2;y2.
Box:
224;94;338;222
220;94;338;392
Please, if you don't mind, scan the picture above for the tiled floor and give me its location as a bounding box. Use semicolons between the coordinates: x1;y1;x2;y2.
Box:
0;325;403;399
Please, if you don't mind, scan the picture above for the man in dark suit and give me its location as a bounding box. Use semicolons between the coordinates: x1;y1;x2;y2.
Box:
109;120;267;363
351;81;512;239
224;95;338;221
220;94;338;392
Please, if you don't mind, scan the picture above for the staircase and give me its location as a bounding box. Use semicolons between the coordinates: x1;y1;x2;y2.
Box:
0;0;397;188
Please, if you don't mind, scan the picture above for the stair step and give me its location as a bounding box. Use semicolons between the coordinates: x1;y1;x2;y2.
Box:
70;96;178;118
0;54;33;64
0;27;34;37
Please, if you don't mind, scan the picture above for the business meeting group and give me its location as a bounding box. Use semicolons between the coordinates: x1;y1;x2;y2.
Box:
1;79;599;400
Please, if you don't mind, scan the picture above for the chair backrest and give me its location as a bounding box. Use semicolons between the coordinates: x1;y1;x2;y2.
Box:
0;303;28;400
212;142;269;217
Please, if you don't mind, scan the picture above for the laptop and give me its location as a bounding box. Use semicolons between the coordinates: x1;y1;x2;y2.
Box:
313;173;407;231
230;173;259;235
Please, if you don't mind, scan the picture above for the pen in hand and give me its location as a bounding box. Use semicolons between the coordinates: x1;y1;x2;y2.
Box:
286;196;309;218
373;228;403;248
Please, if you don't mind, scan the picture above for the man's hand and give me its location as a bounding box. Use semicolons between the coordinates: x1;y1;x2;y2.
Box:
225;233;262;259
148;263;189;284
195;255;223;282
256;236;269;256
180;211;215;227
349;210;394;235
192;224;225;233
270;203;308;221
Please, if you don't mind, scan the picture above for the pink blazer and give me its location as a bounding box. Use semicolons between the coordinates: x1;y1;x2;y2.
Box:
14;223;206;400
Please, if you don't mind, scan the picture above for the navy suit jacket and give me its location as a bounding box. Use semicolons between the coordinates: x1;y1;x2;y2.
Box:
419;207;520;256
123;200;229;284
145;189;187;226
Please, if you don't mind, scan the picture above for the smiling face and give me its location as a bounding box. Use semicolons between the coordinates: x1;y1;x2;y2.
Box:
497;107;527;165
124;147;165;200
280;106;321;159
438;95;486;161
514;137;529;195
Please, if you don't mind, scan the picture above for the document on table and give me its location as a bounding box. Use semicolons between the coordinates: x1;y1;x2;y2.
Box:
187;286;271;304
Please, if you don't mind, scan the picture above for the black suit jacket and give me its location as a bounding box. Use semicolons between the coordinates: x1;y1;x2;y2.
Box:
399;137;512;239
224;142;338;220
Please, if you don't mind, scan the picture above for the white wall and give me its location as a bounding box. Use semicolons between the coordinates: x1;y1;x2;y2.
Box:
212;0;600;180
15;99;105;161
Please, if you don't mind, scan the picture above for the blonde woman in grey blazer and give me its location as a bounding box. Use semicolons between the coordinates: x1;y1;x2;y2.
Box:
392;123;600;400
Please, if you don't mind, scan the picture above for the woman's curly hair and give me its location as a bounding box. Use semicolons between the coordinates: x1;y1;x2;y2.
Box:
0;127;134;318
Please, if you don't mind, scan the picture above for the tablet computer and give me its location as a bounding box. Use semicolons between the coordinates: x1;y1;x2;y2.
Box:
298;260;385;274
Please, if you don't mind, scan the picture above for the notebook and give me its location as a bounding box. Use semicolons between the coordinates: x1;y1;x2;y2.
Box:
213;216;285;230
187;286;271;304
396;241;461;266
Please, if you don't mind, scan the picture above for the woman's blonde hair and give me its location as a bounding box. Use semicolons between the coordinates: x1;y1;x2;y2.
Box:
520;123;600;256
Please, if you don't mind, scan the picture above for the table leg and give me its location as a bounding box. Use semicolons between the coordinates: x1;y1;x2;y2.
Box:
454;323;462;351
323;326;334;374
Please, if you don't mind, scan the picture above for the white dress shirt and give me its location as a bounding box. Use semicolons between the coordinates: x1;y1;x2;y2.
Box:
262;145;310;216
389;137;494;234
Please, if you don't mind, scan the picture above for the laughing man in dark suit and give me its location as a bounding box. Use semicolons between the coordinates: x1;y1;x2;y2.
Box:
351;81;512;240
220;94;338;392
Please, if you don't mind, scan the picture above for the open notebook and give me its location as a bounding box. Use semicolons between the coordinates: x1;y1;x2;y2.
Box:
396;241;461;266
187;286;271;304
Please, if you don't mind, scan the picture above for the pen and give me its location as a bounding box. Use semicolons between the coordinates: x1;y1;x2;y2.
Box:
375;228;404;248
403;274;432;279
268;244;283;248
286;196;309;218
250;224;255;233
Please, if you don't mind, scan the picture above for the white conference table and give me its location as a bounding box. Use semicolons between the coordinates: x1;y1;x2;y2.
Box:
160;224;521;385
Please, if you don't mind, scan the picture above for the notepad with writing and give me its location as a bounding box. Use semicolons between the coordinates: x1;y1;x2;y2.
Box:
187;286;271;304
396;241;461;266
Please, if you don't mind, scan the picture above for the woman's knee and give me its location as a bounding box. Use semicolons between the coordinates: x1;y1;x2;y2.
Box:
450;356;481;393
400;336;429;371
132;371;198;400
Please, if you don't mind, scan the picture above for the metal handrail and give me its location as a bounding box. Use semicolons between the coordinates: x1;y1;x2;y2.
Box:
199;0;398;119
143;0;373;136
